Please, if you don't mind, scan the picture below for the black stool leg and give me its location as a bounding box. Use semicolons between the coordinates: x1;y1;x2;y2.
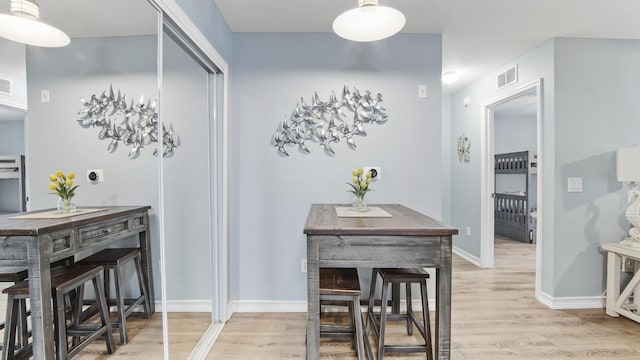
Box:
71;284;85;347
134;253;151;318
3;295;18;360
350;295;365;360
113;265;128;345
406;282;414;336
366;269;378;337
54;290;67;360
93;275;116;354
378;277;390;360
16;299;28;349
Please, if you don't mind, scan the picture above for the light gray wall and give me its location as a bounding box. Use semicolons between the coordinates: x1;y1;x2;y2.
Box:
0;38;27;109
0;120;24;154
450;40;556;293
495;115;536;154
162;31;213;301
230;33;443;301
552;38;640;297
26;36;162;296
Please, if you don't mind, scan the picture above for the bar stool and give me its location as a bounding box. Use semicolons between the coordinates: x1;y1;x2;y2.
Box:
366;268;433;360
77;248;150;345
0;267;29;355
319;268;371;360
2;264;115;360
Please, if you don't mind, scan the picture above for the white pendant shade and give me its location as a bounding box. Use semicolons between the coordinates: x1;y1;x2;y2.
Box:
333;2;405;42
0;0;70;47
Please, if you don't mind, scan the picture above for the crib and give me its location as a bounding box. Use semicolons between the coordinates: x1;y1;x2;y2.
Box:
494;151;537;243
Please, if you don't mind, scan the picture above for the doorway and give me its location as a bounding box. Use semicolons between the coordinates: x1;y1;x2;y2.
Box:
480;79;544;299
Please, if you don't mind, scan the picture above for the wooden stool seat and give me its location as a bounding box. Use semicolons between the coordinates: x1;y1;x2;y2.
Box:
318;268;371;360
0;267;28;283
78;248;150;345
367;268;433;360
3;264;115;360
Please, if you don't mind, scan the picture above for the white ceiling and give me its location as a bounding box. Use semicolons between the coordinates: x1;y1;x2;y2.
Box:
2;0;640;94
0;0;157;39
213;0;640;93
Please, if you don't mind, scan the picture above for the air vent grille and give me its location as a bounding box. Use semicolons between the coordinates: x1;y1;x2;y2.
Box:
497;65;518;89
0;78;11;96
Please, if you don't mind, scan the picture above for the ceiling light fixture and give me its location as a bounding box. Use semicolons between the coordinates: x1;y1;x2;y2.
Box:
442;71;460;85
333;0;405;42
0;0;70;47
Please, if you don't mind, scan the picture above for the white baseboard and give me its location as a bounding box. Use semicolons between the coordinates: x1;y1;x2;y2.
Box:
227;299;437;315
229;300;307;315
152;294;603;314
154;300;212;312
453;245;481;266
537;291;605;309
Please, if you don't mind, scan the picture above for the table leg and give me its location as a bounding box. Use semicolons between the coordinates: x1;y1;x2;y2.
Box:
392;283;401;314
27;236;55;360
306;236;320;360
437;250;452;360
633;260;640;311
606;251;620;317
139;220;155;314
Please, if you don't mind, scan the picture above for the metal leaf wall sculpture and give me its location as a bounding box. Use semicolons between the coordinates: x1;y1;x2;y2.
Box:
76;85;178;158
272;82;388;156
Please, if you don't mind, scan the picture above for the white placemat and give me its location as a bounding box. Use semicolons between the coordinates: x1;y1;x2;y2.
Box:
9;208;107;219
335;206;392;218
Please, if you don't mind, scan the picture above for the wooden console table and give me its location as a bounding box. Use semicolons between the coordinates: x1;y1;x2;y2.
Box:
0;206;154;360
303;204;458;360
603;242;640;322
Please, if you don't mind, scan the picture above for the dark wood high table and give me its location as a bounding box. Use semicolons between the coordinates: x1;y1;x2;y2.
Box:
303;204;458;360
0;206;154;360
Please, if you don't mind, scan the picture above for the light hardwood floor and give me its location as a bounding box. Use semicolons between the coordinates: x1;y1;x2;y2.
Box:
3;237;640;359
207;237;640;359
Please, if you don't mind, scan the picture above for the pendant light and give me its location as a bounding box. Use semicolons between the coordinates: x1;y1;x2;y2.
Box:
333;0;405;42
0;0;70;47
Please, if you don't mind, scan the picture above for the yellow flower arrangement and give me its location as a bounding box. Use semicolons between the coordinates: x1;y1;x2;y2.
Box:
48;170;79;201
347;167;372;198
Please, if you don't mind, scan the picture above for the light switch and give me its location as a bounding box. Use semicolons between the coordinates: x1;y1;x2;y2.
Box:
567;177;583;193
41;90;50;103
418;85;427;98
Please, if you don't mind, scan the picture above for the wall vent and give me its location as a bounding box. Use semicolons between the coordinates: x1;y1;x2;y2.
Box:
0;77;11;96
497;64;518;89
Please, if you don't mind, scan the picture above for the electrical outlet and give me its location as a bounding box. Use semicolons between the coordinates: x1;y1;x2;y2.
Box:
363;166;381;181
623;257;635;272
301;259;307;273
87;169;104;183
466;226;471;236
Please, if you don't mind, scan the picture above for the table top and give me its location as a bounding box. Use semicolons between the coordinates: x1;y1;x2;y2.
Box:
304;204;458;236
0;206;151;236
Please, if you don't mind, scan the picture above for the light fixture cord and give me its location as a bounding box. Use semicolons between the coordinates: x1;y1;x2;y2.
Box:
358;0;379;7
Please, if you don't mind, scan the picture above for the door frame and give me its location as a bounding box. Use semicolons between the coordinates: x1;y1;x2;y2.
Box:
153;1;229;359
480;78;544;299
